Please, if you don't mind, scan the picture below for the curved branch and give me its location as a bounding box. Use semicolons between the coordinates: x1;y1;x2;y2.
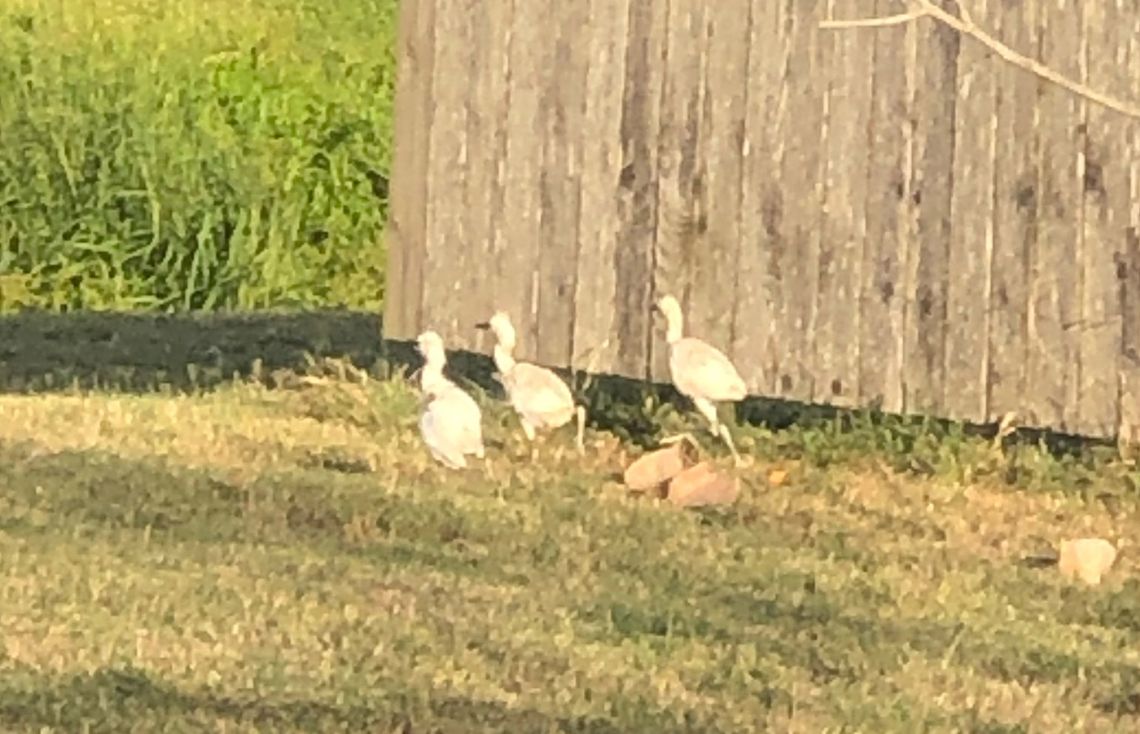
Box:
818;11;923;30
821;0;1140;119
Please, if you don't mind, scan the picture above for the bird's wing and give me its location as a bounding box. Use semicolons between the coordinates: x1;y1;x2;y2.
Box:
508;363;575;416
421;388;483;464
419;403;457;465
671;338;747;400
444;387;485;453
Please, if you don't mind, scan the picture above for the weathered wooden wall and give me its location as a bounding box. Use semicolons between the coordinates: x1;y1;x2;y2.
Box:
384;0;1140;440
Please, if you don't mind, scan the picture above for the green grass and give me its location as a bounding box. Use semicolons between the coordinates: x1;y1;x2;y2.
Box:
0;0;396;313
1;365;1139;732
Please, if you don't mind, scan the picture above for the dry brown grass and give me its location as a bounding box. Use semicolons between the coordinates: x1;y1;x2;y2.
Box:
1;371;1139;731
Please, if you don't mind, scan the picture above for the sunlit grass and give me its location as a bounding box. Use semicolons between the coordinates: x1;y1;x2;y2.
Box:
0;0;396;312
1;368;1139;732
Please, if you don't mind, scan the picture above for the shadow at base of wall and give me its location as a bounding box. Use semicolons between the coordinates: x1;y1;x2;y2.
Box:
0;308;1110;458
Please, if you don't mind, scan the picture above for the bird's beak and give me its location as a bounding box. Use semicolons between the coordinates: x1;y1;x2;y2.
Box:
474;322;491;330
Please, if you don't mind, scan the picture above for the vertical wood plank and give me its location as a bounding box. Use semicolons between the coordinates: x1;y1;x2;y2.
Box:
987;0;1036;425
772;0;826;403
1078;0;1127;437
734;0;788;395
615;0;667;379
1027;0;1083;432
420;0;473;343
858;0;912;414
815;0;873;407
461;0;513;354
902;12;957;417
688;0;749;368
572;0;631;371
535;0;589;368
943;0;997;423
383;0;436;341
1116;9;1140;448
498;0;551;363
651;0;708;382
1122;223;1140;447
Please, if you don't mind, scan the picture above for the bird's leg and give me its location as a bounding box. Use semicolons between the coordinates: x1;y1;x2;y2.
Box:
519;418;540;463
718;423;743;467
693;397;721;436
694;397;742;466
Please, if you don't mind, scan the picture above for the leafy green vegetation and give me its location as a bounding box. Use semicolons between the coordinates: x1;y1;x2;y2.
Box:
0;0;396;313
1;366;1138;732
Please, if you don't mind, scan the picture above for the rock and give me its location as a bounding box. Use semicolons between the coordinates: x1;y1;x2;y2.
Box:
666;462;740;508
1058;537;1118;586
623;439;697;494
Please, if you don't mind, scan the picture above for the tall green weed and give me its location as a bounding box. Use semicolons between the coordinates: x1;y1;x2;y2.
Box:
0;0;396;312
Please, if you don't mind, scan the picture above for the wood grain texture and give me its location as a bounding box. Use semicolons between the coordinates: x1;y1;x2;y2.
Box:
943;0;997;422
987;0;1036;425
651;0;708;382
1078;0;1127;437
772;0;825;403
733;0;787;395
859;0;911;414
497;0;551;363
420;0;472;344
614;0;668;379
903;12;957;417
383;0;436;341
689;0;749;368
1117;7;1140;448
463;0;513;355
535;0;589;368
815;0;873;408
1028;0;1083;432
571;0;631;372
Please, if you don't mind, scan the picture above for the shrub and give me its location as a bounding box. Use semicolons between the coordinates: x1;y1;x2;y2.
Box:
0;0;397;312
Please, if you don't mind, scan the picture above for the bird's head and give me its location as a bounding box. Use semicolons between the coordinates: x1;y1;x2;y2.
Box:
415;330;447;366
474;310;516;350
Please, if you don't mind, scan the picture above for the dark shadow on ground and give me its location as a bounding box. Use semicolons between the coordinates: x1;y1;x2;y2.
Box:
0;665;697;733
0;308;1113;456
0;309;384;393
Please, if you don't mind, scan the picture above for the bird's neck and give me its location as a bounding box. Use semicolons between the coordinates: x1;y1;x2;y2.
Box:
493;343;516;374
666;321;683;344
421;357;447;391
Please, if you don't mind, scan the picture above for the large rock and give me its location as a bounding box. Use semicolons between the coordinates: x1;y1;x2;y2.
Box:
666;462;740;508
623;439;697;494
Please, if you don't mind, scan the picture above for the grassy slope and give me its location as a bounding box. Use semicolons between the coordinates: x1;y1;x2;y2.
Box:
1;370;1139;732
0;0;396;311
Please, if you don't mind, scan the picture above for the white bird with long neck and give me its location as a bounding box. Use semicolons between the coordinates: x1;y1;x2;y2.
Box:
415;330;486;469
475;311;585;455
654;294;747;465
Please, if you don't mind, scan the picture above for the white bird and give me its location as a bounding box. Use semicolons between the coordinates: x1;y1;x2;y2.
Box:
475;311;586;455
415;330;486;469
654;294;747;465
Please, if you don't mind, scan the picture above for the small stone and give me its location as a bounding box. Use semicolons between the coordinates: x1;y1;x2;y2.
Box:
666;462;740;508
1058;537;1118;586
623;440;696;494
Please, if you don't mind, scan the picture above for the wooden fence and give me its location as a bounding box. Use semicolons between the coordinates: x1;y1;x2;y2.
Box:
383;0;1140;441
